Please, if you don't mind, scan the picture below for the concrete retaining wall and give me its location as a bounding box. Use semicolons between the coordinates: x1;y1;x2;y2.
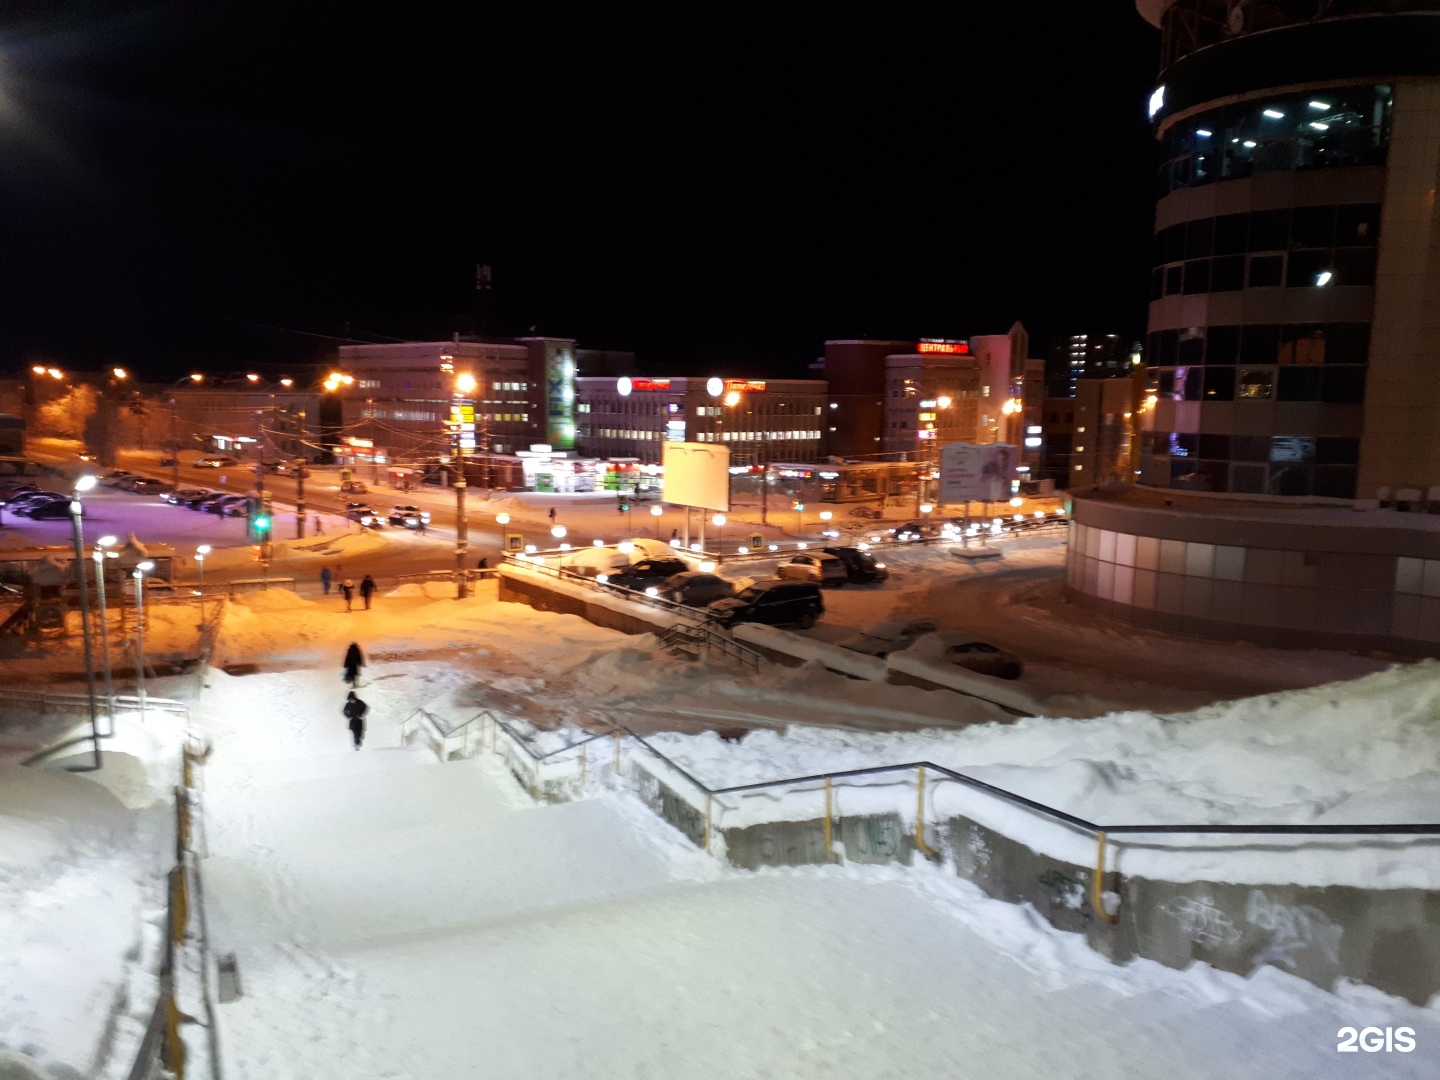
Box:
627;762;1440;1003
498;566;677;637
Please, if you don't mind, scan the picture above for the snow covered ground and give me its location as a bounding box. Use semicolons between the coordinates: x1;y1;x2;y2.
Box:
193;659;1440;1079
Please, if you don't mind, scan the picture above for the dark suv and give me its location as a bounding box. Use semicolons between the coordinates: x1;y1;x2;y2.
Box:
822;546;889;584
604;557;689;592
708;579;824;629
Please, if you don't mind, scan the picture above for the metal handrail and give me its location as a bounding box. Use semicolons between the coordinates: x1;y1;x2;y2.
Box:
492;717;1440;839
656;622;762;671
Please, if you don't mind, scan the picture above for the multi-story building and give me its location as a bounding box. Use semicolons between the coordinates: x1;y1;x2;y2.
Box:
1062;1;1440;656
333;337;584;460
575;376;828;466
819;339;916;458
881;351;983;458
1048;334;1143;397
153;383;320;461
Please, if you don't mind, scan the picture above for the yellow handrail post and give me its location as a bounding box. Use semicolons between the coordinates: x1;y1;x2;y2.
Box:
704;793;712;854
915;766;938;857
613;730;622;774
823;776;834;859
1091;830;1119;924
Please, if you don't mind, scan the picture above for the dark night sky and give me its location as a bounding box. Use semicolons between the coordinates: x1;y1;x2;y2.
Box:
0;2;1160;379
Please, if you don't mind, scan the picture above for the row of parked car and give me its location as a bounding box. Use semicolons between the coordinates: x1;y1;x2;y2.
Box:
0;482;79;519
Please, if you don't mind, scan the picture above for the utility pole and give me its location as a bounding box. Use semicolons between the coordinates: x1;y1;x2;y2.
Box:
295;409;307;539
168;399;179;493
254;409;265;498
455;462;469;598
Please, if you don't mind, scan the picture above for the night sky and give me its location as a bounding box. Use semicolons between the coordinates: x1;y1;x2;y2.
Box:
0;3;1160;379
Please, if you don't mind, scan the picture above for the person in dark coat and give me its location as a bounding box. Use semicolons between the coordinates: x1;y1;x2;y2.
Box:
343;691;368;749
343;641;364;686
359;574;377;610
320;566;332;595
341;578;354;612
477;556;488;570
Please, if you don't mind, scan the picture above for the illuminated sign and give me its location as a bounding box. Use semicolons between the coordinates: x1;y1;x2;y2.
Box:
916;430;937;440
724;379;767;393
918;339;969;355
635;378;672;391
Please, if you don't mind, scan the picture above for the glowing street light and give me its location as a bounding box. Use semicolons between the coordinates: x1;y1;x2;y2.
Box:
112;367;128;380
279;378;294;387
1009;496;1023;508
724;389;741;407
246;373;260;383
455;372;478;395
937;395;952;409
919;502;934;515
31;365;45;375
551;525;567;539
190;372;204;383
650;505;663;516
47;368;63;379
495;513;510;526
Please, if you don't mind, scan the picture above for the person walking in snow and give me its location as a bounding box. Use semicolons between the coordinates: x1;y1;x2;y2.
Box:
341;578;355;612
320;566;332;596
343;691;368;750
343;641;365;686
477;556;488;570
314;514;325;535
359;574;376;610
548;506;556;523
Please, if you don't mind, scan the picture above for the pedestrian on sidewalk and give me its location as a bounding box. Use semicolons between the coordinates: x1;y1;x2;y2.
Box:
671;528;678;541
548;506;556;523
343;691;368;750
359;574;376;610
343;641;365;685
417;516;427;535
320;566;332;595
341;578;354;612
314;514;325;535
477;556;488;570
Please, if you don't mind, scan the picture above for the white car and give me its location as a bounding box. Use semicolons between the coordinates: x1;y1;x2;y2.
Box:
837;617;940;657
776;551;848;587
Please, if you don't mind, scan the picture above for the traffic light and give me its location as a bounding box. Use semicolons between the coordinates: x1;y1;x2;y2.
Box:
249;493;274;542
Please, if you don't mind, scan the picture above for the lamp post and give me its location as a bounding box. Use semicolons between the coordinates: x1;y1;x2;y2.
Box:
650;503;663;538
712;513;725;553
93;535;117;724
453;373;478;598
69;475;101;770
196;544;211;625
133;560;154;722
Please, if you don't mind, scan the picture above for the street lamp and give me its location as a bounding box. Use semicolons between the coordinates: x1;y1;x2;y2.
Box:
650;503;663;537
133;560;155;721
451;373;475;598
495;513;510;525
69;475;101;769
712;513;726;552
93;536;117;723
196;544;211;621
551;525;567;540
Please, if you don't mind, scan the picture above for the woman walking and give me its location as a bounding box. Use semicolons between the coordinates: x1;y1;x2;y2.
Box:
343;692;368;750
343;641;365;686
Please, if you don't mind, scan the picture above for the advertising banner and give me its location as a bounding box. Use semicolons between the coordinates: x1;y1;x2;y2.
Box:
662;442;731;513
939;442;1017;502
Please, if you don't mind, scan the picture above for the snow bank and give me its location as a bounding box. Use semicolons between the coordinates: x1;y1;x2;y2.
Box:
733;623;886;681
233;588;316;613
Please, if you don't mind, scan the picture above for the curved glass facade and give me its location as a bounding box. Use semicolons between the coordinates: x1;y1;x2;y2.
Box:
1159;1;1440;70
1158;84;1391;195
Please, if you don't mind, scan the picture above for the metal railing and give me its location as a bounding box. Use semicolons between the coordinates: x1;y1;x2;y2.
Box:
656;622;762;671
480;715;1440;924
11;690;190;768
503;554;710;625
394;568;499;587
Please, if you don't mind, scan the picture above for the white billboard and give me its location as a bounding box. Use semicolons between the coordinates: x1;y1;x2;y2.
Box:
662;442;731;513
939;442;1017;503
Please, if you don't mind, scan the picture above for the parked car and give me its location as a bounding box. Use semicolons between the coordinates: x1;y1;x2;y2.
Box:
601;557;689;593
217;497;251;517
25;499;82;520
191;456;238;468
340;480;369;495
892;521;927;541
708;579;824;630
272;461;311;477
188;491;230;510
849;505;883;519
207;494;250;515
100;471;142;487
120;476;169;493
0;484;39;504
822;545;889;584
776;552;848;587
926;634;1024;680
660;571;736;607
837;617;940;658
8;492;67;513
158;456;179;467
165;488;211;505
387;504;430;528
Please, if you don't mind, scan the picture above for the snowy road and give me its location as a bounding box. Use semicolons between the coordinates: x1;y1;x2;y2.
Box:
194;662;1440;1079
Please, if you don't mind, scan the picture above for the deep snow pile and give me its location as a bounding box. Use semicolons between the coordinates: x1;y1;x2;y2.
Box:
0;730;175;1078
195;661;1440;1080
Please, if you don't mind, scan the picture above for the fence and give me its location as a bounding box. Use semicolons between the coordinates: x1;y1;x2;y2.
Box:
13;691;190;769
466;714;1440;927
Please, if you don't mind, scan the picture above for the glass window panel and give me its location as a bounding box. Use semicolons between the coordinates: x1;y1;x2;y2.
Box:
1279;324;1325;365
1240;325;1280;365
1271;436;1316;462
1206;325;1240;365
1249;209;1290;252
1332;247;1377;286
1211;255;1246;291
1151;268;1165;300
1159;329;1179;365
1199;434;1231;459
1183;259;1211;294
1316;437;1360;465
1269;463;1313;497
1232;435;1271;462
1196;461;1228;491
1213;213;1249;256
1158;370;1176;397
1165;226;1187;263
1178;329;1206;365
1325;323;1370;365
1231;463;1266;493
1313;466;1358;500
1186;218;1215;258
1290;205;1336;249
1335;204;1381;247
1202;367;1235;400
1322;366;1367;404
1248;254;1284;287
1237;369;1275;400
1286;249;1331;287
1277;367;1322;400
1165;265;1183;295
